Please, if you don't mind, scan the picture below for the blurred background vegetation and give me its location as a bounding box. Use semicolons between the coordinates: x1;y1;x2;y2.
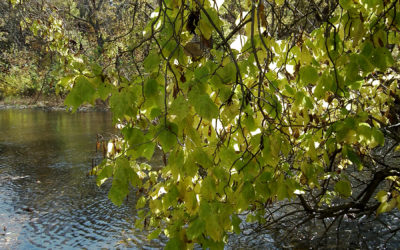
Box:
0;0;152;103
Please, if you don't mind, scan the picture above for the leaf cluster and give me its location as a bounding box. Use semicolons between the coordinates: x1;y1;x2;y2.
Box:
35;0;400;248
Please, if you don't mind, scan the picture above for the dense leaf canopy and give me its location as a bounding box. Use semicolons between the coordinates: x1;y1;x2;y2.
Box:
13;0;400;248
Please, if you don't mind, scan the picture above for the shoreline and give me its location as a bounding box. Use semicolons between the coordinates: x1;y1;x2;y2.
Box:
0;96;109;112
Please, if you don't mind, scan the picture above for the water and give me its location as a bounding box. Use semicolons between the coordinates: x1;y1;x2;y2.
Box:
0;109;163;249
1;109;399;249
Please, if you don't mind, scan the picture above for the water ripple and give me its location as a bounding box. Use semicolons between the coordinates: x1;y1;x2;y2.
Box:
0;110;163;249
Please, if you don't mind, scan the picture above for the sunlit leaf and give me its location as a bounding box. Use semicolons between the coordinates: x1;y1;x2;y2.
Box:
375;190;388;203
377;199;397;215
136;196;147;209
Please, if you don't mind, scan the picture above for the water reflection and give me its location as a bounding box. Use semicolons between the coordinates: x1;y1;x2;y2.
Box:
0;109;162;249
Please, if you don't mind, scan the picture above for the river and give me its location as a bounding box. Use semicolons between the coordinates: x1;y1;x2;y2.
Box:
0;109;163;249
1;109;399;249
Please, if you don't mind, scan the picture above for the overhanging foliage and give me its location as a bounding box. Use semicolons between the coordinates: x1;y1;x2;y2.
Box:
29;0;400;248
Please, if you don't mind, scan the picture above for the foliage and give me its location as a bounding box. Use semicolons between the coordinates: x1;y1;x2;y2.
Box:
0;1;63;98
28;0;400;248
1;0;149;99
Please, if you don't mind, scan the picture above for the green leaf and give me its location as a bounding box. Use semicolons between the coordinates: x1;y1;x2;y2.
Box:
187;217;205;240
371;128;384;148
65;76;96;111
193;147;213;168
284;84;295;96
184;191;198;215
276;179;289;200
124;127;145;146
165;238;183;250
97;83;112;100
216;62;236;84
238;182;255;210
142;142;156;160
150;107;162;120
375;190;388;203
164;185;179;208
189;92;219;121
199;201;212;218
194;66;209;83
170;96;190;121
334;180;352;198
168;149;184;180
147;228;162;240
300;65;319;85
136;196;147;209
243;115;256;131
205;7;222;27
343;145;362;170
361;41;374;57
231;214;241;234
357;122;372;141
371;47;394;71
108;158;135;206
345;59;362;82
91;63;103;76
339;0;352;9
205;214;223;242
58;76;73;88
335;118;357;143
201;176;217;200
144;79;159;99
357;54;374;74
199;19;212;40
213;166;228;183
144;52;161;73
158;126;177;152
96;163;113;186
199;10;218;40
109;89;137;121
199;203;226;242
377;199;397;215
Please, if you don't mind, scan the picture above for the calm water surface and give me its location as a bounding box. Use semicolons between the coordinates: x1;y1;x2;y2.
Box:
0;109;162;249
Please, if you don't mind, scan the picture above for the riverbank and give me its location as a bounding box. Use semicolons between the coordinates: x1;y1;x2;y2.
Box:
0;95;109;112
